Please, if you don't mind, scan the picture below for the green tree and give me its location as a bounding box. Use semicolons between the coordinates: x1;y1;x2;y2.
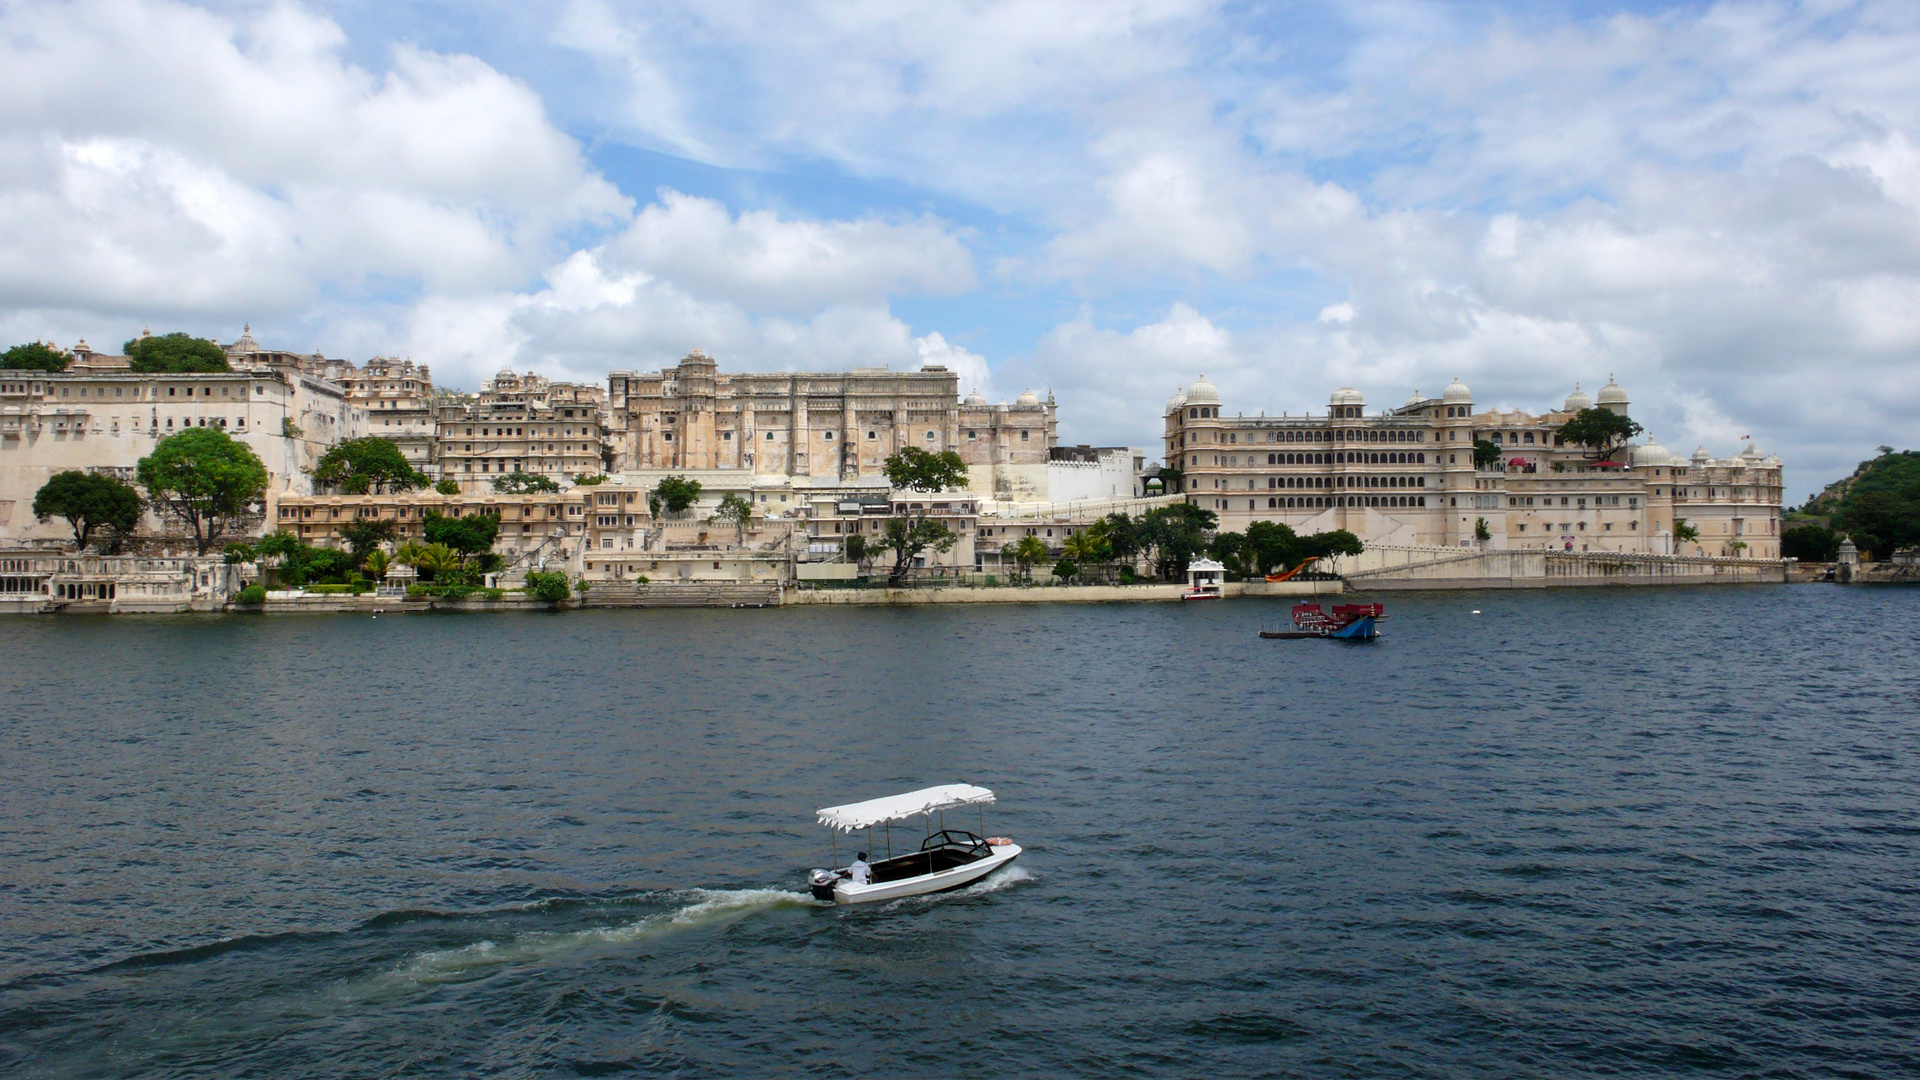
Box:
1781;523;1840;562
710;492;754;542
652;475;702;515
1208;531;1251;579
33;471;142;550
1052;558;1079;583
251;530;355;586
1101;512;1145;569
491;470;560;494
1062;526;1113;581
1674;518;1699;544
843;532;871;572
1475;517;1493;542
879;447;970;585
135;427;267;554
1296;529;1364;561
1007;535;1048;581
1139;502;1217;579
879;516;958;584
1556;407;1644;463
313;438;427;494
363;549;391;580
124;332;230;373
423;511;500;566
341;518;398;560
1473;439;1503;469
2;341;70;372
1831;450;1920;559
1244;520;1300;576
434;477;461;495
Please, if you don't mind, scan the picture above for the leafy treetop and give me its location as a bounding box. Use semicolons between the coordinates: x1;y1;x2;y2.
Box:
423;510;500;560
33;471;141;549
434;477;461;495
2;342;70;372
652;475;702;515
135;427;268;554
883;446;968;494
313;437;427;494
1556;407;1644;462
125;332;231;374
492;471;560;494
1473;438;1503;469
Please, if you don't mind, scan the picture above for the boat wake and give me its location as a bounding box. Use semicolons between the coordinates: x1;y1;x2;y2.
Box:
882;863;1035;911
339;888;814;1000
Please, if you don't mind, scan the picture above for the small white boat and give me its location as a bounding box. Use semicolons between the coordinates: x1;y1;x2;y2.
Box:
807;784;1021;904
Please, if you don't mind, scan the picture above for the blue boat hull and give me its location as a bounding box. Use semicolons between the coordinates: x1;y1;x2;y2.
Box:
1328;615;1377;640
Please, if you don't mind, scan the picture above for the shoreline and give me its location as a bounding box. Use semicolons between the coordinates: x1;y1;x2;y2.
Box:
4;574;1871;616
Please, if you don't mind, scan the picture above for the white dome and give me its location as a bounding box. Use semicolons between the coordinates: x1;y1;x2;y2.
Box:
1406;390;1426;407
1741;440;1763;461
1015;389;1040;406
1597;375;1628;405
1564;383;1593;412
1185;376;1220;406
964;389;985;406
1631;438;1671;467
1692;446;1711;462
1166;388;1188;413
1442;377;1472;404
1329;387;1363;406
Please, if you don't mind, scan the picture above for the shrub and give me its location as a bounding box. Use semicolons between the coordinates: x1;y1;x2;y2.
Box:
524;571;570;602
483;587;505;600
235;583;266;605
307;583;356;594
406;583;427;598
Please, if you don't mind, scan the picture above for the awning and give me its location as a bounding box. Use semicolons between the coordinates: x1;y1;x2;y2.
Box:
816;784;995;832
1508;457;1528;466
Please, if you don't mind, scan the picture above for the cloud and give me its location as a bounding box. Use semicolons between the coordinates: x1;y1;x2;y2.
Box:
401;247;983;393
0;0;625;325
605;190;975;313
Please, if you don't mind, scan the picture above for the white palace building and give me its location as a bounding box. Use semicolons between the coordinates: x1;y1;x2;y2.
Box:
1164;375;1784;559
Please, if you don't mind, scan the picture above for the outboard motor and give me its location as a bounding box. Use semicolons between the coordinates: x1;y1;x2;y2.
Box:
808;869;838;902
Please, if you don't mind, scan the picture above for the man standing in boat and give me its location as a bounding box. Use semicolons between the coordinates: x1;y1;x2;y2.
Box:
849;852;871;885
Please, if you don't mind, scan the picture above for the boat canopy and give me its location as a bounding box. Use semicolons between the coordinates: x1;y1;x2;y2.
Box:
816;784;995;833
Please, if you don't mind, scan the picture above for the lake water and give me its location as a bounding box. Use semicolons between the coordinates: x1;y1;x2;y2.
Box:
1;586;1917;1077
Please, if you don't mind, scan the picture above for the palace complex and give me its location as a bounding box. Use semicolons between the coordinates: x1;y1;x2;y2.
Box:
1165;375;1785;558
0;326;1792;610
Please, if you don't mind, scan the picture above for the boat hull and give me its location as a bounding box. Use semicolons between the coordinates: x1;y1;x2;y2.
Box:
832;843;1021;904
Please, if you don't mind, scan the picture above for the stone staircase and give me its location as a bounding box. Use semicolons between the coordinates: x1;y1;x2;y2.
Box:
577;582;782;608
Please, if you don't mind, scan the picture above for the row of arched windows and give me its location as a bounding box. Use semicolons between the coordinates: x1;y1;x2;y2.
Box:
1261;496;1428;509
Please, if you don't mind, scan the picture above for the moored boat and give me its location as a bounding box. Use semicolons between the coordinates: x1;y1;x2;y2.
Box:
807;784;1022;904
1260;602;1384;641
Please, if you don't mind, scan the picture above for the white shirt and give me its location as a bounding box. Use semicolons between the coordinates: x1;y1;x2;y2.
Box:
848;859;871;885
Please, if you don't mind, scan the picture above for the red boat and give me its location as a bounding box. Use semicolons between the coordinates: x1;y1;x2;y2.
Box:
1260;602;1384;640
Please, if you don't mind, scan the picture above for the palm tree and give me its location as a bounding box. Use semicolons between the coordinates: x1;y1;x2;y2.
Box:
392;540;427;567
1061;528;1113;582
363;549;391;581
413;543;461;582
1008;536;1048;582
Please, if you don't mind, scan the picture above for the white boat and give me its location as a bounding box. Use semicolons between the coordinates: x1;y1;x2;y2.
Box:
807;784;1022;904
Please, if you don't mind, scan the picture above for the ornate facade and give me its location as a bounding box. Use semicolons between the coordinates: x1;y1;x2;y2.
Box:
1166;375;1784;557
606;351;1058;499
434;369;612;491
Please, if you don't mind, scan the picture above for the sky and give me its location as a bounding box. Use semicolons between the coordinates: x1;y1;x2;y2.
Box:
3;0;1919;500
